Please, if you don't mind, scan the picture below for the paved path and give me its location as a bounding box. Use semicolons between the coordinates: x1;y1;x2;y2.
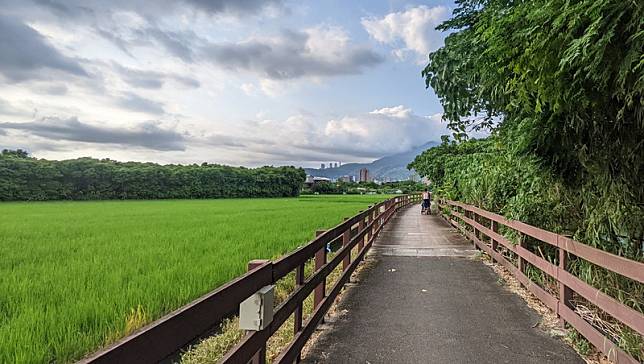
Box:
304;205;584;364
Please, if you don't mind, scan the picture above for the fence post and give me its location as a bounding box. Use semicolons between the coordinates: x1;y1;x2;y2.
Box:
491;220;499;258
371;207;377;242
314;230;326;310
343;218;351;270
473;212;480;241
293;260;305;363
366;205;373;245
558;238;573;325
358;214;365;251
466;209;480;251
518;236;528;273
247;260;269;364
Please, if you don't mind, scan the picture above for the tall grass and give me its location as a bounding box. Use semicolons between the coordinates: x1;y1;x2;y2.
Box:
0;195;389;363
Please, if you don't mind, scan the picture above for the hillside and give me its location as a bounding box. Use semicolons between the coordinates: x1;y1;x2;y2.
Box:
304;141;439;181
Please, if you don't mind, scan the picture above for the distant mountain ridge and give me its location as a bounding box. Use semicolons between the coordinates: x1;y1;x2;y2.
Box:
304;141;439;181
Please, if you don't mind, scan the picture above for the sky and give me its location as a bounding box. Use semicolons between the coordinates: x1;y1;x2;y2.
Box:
0;0;457;167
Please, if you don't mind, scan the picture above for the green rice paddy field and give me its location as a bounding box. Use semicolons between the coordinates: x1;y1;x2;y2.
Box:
0;195;390;363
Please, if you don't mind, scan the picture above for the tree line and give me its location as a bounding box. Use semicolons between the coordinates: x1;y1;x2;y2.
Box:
0;150;306;201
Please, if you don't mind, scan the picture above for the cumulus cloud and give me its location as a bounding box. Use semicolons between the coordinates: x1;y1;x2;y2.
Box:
196;106;446;163
362;5;449;63
0;14;88;81
202;26;384;79
320;106;443;156
0;116;185;151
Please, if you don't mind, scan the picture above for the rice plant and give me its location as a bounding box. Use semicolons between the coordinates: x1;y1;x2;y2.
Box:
0;195;389;363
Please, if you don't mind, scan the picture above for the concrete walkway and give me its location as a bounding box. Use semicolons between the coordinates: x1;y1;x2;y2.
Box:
304;206;584;364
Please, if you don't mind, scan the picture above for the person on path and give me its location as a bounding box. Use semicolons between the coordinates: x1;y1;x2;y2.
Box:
421;188;431;215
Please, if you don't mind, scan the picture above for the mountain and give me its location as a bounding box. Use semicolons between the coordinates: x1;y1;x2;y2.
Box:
304;141;439;181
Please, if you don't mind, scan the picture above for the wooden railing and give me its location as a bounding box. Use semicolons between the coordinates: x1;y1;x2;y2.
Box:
80;194;421;364
439;199;643;364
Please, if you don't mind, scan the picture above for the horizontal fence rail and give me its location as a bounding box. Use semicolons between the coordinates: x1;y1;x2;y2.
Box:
80;194;421;364
439;199;643;364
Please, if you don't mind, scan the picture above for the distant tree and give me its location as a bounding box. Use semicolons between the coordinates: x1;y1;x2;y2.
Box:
1;149;29;158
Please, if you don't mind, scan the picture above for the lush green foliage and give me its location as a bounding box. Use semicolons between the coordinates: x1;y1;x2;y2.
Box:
412;0;643;358
304;180;425;195
420;0;644;251
415;0;643;263
0;150;305;201
0;195;389;363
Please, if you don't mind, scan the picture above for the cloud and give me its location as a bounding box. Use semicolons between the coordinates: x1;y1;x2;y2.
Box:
0;116;185;151
362;5;449;63
4;0;286;63
134;27;199;62
0;14;88;81
33;83;69;95
173;75;201;88
202;26;384;80
114;65;163;89
112;64;200;89
0;98;30;117
195;106;446;163
369;105;413;118
116;92;165;114
14;0;285;18
320;106;444;156
183;0;285;15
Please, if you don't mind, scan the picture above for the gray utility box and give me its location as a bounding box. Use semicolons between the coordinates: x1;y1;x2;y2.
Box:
239;285;275;331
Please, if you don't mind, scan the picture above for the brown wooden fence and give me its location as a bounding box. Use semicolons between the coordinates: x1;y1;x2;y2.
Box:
439;199;643;364
80;194;420;364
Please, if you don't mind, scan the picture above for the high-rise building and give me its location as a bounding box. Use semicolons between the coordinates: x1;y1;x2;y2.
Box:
359;168;369;182
321;163;325;169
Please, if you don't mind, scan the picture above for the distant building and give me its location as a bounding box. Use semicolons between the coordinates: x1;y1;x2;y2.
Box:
321;163;325;169
338;175;351;183
350;175;357;183
304;175;332;188
359;168;369;182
